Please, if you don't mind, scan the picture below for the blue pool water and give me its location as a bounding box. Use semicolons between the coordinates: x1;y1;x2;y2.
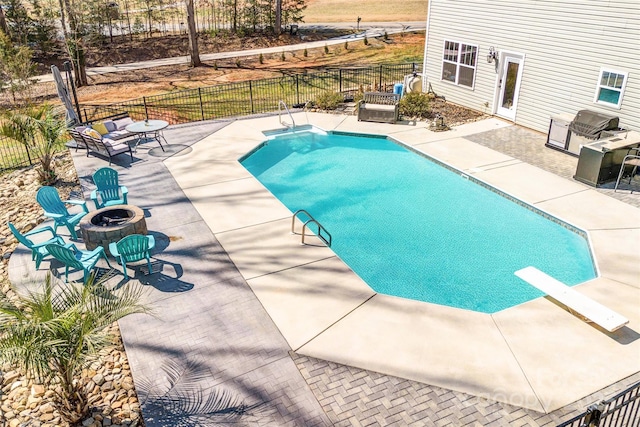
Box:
240;129;597;313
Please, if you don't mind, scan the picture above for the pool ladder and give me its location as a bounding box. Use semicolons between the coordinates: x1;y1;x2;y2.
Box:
291;209;332;247
278;100;296;128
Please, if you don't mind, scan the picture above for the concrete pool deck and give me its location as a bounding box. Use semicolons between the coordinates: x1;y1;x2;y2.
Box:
163;112;640;414
7;112;639;425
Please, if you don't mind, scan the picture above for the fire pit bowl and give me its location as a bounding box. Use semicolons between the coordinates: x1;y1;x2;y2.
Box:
80;205;147;255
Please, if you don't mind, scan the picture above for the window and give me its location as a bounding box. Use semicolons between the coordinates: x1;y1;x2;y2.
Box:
594;68;627;108
441;40;478;88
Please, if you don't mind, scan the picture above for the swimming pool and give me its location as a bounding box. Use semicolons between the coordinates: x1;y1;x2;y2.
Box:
239;128;597;313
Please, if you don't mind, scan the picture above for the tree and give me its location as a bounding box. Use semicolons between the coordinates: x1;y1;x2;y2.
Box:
0;4;9;34
185;0;201;66
59;0;88;87
28;0;60;55
0;104;68;184
0;272;150;424
0;31;36;103
3;0;32;44
275;0;281;35
282;0;306;29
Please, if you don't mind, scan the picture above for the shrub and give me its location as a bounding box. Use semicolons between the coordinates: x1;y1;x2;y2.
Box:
314;91;344;110
344;41;348;50
384;31;389;40
0;104;67;185
324;44;329;54
399;92;431;118
259;53;264;64
235;58;241;67
353;90;364;105
303;48;308;57
0;273;150;424
281;50;285;61
363;36;368;46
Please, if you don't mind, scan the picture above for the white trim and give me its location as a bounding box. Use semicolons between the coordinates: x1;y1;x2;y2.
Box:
495;51;525;121
422;0;432;93
593;67;628;109
440;39;478;90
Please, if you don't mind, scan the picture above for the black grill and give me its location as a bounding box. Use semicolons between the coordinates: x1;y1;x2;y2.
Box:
569;109;619;140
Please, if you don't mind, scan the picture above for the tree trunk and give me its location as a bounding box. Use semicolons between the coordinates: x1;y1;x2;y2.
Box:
186;0;201;67
0;6;8;35
61;0;88;87
274;0;282;35
57;0;67;38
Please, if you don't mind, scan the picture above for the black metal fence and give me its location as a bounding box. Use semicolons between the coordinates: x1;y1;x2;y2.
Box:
0;105;68;173
78;63;420;123
557;381;640;427
0;137;37;172
1;62;419;172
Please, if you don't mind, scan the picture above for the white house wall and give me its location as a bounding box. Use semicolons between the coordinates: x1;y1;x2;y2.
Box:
423;0;640;133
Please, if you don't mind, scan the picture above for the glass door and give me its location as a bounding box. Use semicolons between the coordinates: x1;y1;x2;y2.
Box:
496;55;523;121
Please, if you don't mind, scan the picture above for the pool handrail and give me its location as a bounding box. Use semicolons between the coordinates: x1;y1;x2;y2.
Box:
278;100;295;129
291;209;332;247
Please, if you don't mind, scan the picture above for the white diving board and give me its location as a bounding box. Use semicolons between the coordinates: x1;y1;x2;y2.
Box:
514;266;629;333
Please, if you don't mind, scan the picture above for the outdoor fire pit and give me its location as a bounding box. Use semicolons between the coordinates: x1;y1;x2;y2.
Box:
80;205;147;255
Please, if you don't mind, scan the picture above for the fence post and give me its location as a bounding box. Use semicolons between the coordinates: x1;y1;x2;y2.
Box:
296;75;300;105
339;69;343;93
249;81;255;114
143;97;149;120
198;88;205;121
25;144;32;166
584;404;604;427
379;65;383;91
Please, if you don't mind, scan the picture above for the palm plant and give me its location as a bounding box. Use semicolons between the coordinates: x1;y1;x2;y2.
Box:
0;104;68;185
0;272;151;424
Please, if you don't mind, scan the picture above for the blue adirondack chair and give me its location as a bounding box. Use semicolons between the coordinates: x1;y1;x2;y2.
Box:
8;222;73;269
36;186;89;240
109;234;155;279
45;243;112;283
91;167;129;209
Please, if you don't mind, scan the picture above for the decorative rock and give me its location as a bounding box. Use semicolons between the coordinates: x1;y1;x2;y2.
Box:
3;371;20;384
92;373;105;386
41;412;55;422
31;384;45;398
0;151;144;427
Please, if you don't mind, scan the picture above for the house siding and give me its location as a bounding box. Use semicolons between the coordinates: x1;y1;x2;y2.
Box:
423;0;640;133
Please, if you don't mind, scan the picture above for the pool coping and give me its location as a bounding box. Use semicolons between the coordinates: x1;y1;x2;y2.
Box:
163;112;640;414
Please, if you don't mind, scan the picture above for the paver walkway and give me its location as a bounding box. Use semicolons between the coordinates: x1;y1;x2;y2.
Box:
8;115;640;426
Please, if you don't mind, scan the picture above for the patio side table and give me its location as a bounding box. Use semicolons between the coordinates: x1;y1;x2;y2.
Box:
125;120;168;152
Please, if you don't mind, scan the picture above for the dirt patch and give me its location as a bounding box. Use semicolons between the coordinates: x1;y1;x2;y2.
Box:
33;28;352;74
23;32;482;126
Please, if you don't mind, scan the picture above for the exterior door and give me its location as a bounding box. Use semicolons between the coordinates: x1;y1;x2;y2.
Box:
496;54;524;121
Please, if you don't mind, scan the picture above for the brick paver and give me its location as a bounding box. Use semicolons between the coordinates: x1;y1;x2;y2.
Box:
286;124;639;426
13;117;634;426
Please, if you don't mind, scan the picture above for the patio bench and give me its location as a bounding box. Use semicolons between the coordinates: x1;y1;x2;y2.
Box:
357;92;400;124
68;129;133;165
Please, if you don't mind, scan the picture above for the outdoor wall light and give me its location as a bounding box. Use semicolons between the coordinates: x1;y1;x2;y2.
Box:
487;46;498;63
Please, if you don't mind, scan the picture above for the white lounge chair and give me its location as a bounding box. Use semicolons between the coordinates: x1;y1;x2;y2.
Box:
514;266;629;332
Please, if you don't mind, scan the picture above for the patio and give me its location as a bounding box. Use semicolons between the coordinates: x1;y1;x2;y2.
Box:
8;112;640;426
